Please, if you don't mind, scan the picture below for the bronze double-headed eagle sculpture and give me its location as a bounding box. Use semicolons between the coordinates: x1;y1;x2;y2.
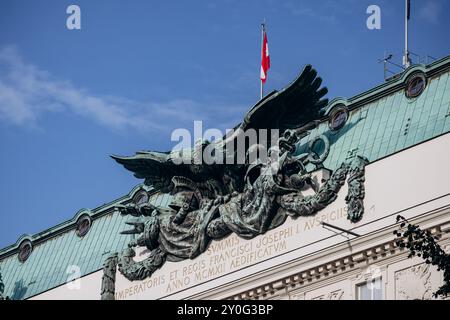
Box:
100;65;368;300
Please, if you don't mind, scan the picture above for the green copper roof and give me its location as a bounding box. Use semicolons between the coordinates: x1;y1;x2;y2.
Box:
0;54;449;299
298;56;450;170
0;186;172;299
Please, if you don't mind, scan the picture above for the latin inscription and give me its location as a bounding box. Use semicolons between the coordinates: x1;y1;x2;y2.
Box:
115;206;348;299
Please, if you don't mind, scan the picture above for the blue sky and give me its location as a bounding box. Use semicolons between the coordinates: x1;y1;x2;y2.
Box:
0;0;449;248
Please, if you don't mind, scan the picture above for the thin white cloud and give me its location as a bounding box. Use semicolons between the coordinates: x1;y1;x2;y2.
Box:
0;46;247;133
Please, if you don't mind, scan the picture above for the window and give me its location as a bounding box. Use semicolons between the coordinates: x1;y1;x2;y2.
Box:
18;240;33;263
357;277;383;300
405;73;426;98
76;215;92;237
328;106;349;131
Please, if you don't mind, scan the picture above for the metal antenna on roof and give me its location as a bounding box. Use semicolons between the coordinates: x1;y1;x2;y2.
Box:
378;53;404;81
378;52;393;81
403;0;411;68
409;51;437;65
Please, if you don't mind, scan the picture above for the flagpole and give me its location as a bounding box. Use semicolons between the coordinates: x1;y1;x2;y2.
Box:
260;21;265;99
403;0;411;68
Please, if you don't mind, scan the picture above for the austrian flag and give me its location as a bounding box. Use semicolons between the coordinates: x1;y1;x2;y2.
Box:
260;29;270;83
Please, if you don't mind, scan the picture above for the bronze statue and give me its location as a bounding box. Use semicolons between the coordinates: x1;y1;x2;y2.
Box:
101;65;368;299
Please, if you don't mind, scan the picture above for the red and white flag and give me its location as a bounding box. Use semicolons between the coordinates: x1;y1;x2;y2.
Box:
260;29;270;83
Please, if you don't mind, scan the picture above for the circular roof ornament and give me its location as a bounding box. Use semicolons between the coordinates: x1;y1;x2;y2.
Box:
18;240;33;263
328;105;349;132
134;190;149;205
405;73;426;99
76;215;92;238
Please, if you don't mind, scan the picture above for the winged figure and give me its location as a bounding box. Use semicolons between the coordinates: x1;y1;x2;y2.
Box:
112;65;328;194
101;65;368;300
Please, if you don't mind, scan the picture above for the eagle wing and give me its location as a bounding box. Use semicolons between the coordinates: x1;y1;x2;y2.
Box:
241;64;328;132
113;65;328;191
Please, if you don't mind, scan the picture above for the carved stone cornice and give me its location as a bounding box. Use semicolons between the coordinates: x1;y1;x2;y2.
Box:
226;224;447;300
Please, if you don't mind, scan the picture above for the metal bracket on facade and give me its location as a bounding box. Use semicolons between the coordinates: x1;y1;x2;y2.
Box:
321;222;360;238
